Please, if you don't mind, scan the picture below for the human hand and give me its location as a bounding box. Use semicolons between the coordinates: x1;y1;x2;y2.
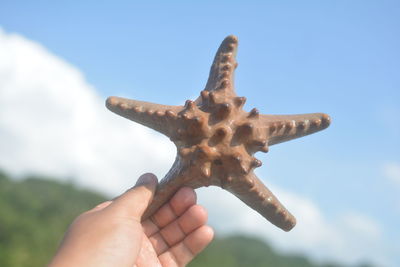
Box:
49;173;214;267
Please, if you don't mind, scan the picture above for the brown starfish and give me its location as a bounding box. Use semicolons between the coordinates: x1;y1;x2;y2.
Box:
106;35;330;231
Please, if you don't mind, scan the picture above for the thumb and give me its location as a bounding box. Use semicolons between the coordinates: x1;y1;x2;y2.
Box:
112;173;158;220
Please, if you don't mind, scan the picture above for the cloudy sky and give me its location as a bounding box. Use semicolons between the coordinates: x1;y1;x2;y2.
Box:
1;1;399;266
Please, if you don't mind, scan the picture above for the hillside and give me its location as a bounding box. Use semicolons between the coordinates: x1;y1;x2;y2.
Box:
0;171;105;266
0;171;373;267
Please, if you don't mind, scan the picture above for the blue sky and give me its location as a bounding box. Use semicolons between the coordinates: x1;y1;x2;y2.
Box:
1;1;400;266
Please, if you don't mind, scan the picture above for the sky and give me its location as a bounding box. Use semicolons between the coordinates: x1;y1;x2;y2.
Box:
1;1;399;266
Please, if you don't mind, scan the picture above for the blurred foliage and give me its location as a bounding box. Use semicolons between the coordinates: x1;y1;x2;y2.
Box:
0;170;374;267
189;235;347;267
0;170;105;266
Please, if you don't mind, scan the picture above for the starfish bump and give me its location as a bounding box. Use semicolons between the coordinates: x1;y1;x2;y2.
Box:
106;35;331;231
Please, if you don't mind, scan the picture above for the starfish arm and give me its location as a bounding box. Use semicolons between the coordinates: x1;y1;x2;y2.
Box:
106;96;183;137
141;157;189;220
225;172;296;231
201;35;238;95
105;36;332;231
258;113;331;146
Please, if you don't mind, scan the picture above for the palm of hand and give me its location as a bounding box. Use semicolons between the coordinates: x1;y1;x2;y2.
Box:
135;187;213;267
49;175;213;267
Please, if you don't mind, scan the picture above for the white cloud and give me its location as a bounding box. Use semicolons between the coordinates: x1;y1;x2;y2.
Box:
197;183;389;266
383;162;400;186
0;28;175;194
0;28;393;266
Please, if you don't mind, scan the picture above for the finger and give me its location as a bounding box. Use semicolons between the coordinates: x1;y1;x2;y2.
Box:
150;187;196;229
177;205;208;235
148;232;169;256
159;205;207;247
148;205;207;255
142;219;159;237
183;225;214;255
111;173;158;220
142;187;196;236
170;187;197;215
158;225;214;267
88;201;113;213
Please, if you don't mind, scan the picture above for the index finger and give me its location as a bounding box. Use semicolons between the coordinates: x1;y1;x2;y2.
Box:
142;187;197;235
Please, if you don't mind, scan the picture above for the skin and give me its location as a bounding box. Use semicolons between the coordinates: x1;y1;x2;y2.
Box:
49;173;214;267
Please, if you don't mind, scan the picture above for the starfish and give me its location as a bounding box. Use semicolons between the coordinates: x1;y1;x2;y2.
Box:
106;35;331;231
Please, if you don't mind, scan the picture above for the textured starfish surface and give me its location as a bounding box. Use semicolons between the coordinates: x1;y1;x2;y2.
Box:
106;35;331;231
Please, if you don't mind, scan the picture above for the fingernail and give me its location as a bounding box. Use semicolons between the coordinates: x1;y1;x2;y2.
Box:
135;173;156;186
